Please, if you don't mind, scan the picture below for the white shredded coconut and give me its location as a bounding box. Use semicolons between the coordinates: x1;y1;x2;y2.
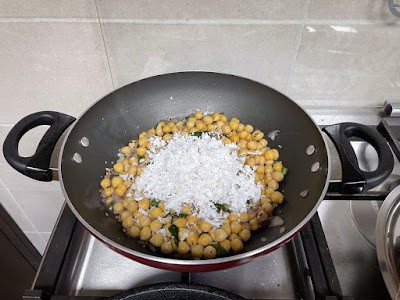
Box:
133;133;261;227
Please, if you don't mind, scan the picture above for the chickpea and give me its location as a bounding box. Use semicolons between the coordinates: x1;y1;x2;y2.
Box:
174;217;187;228
221;223;232;235
191;244;204;259
111;176;123;188
104;187;114;197
129;157;139;165
231;221;243;234
186;120;195;129
265;165;273;174
163;133;172;141
186;231;199;246
228;213;238;222
272;171;284;182
203;115;213;125
196;121;206;131
194;111;203;120
220;239;231;252
246;157;256;167
237;139;247;149
150;207;163;218
214;229;228;242
259;138;268;147
149;234;164;247
244;124;254;133
229;233;240;241
252;130;264;141
263;202;273;215
122;216;135;228
139;215;151;227
249;219;260;231
256;165;265;174
127;201;138;212
271;149;279;160
246;141;258;150
212;112;221;122
138;198;150;210
273;161;283;172
199;221;212;232
113;162;124;173
120;210;131;220
220;115;228;122
100;178;111;189
223;137;232;145
128;226;141;238
239;131;249;139
264;150;274;160
115;185;127;197
271;191;284;204
268;179;279;191
239;229;251;242
239;213;249;223
161;242;173;255
203;246;217;259
138;138;147;147
231;239;244;252
198;234;212;246
229;120;239;130
222;125;232;135
105;197;113;205
237;123;245;132
230;133;239;142
137;147;146;156
140;226;152;240
216;120;225;128
177;241;191;255
113;202;124;213
150;220;163;232
187;215;198;224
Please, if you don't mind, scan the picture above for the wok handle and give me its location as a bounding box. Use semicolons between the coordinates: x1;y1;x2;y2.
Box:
2;111;76;181
323;122;394;193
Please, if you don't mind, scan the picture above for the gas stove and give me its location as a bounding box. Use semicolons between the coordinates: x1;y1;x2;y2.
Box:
24;108;400;300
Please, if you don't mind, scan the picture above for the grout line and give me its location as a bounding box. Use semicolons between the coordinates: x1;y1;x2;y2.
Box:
0;178;47;244
94;0;115;90
0;17;97;23
0;17;398;26
285;0;311;95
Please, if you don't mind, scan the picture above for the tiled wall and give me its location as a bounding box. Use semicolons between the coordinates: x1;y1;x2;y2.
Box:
0;0;399;254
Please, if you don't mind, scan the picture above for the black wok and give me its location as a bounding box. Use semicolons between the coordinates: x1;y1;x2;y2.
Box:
3;72;393;271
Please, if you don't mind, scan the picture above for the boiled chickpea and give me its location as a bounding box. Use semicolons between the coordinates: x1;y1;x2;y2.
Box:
187;215;198;224
214;229;228;242
138;138;147;147
272;171;284;182
228;213;238;222
100;178;111;189
231;221;243;234
223;138;232;145
239;229;251;242
161;242;173;254
203;246;217;259
150;220;163;232
194;111;203;119
249;219;260;231
244;124;254;133
222;125;232;135
220;115;228;122
229;233;240;241
137;147;146;156
122;216;135;228
246;157;256;167
139;215;151;227
115;184;127;197
104;187;114;197
220;239;231;252
191;244;204;259
186;231;199;246
203;115;213;125
239;213;249;223
163;133;172;141
186;120;195;129
120;210;132;220
150;234;164;247
105;197;113;205
268;179;279;191
113;202;124;213
140;226;152;240
212;112;221;122
128;226;141;238
263;202;273;215
196;121;206;131
113;162;124;173
237;123;245;132
199;221;212;232
174;217;187;228
265;165;273;174
138;199;150;210
252;130;264;141
150;207;163;218
221;223;232;235
229;120;239;130
231;239;244;252
264;150;274;160
177;241;191;255
271;191;284;204
198;234;212;246
127;201;138;212
259;138;268;147
256;165;265;174
239;131;249;139
247;141;258;150
111;176;123;188
230;133;239;142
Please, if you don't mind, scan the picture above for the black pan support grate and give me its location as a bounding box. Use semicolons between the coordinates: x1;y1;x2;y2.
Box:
23;119;398;300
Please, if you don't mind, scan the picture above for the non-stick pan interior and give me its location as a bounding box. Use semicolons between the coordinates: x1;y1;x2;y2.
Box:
61;72;328;258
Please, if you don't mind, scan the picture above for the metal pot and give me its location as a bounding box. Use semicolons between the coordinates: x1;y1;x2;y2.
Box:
3;72;394;271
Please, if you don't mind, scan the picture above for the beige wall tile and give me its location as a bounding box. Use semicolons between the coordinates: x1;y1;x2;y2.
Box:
307;0;399;21
0;126;60;189
10;189;64;232
0;188;36;231
24;232;46;254
96;0;307;20
287;25;400;106
0;0;97;18
0;21;114;124
102;23;302;92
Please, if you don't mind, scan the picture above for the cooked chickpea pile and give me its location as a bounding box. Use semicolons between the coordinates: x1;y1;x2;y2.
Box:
100;112;287;259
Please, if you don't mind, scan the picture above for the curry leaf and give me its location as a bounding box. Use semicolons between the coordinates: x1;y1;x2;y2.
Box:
168;224;179;243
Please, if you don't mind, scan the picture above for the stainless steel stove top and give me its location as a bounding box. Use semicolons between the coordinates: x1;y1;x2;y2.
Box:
29;108;399;299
